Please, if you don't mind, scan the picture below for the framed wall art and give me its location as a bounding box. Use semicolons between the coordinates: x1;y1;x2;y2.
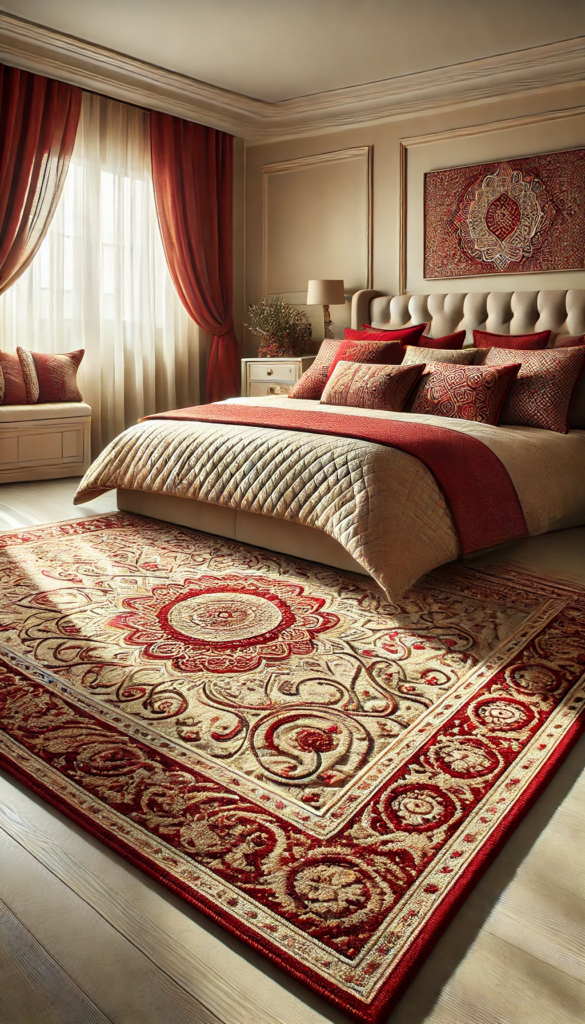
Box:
423;148;585;280
400;109;585;293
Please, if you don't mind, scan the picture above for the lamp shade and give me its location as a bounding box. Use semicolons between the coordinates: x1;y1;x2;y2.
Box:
307;279;345;305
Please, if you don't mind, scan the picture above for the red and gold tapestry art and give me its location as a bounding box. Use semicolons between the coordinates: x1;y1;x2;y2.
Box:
424;148;585;279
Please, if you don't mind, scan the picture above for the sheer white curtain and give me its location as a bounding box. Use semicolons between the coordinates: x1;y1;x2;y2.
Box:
0;92;201;454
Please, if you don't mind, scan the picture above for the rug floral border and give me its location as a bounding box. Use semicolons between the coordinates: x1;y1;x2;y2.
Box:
0;519;584;1023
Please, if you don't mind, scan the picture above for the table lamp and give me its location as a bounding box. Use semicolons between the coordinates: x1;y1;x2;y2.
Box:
307;279;345;338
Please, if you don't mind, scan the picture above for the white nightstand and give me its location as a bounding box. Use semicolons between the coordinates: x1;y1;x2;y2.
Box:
241;356;315;397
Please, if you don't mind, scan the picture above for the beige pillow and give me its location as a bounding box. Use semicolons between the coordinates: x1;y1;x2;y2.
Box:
402;345;481;366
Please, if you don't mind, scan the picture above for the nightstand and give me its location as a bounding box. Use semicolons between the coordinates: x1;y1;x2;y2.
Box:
241;356;315;397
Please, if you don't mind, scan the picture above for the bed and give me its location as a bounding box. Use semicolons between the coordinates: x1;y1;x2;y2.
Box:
74;287;585;602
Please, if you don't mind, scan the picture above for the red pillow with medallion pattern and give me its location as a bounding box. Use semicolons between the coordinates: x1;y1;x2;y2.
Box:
18;347;84;403
473;329;551;350
353;323;427;345
483;347;585;432
411;362;520;425
0;351;29;404
325;339;405;385
321;360;424;411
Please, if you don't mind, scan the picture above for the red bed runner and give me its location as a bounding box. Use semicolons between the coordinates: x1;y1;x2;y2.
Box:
145;404;528;555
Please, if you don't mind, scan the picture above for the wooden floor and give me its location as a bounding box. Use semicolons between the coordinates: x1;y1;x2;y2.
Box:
0;478;584;1024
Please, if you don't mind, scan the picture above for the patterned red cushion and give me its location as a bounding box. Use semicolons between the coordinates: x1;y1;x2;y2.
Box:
402;345;479;367
0;351;29;404
411;362;520;425
473;329;551;350
325;339;405;385
354;323;427;344
320;360;423;411
420;331;466;350
552;335;585;348
550;339;585;426
288;339;341;400
484;347;585;432
18;348;84;403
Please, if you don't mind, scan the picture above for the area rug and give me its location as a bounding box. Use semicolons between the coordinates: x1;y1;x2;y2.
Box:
0;513;583;1023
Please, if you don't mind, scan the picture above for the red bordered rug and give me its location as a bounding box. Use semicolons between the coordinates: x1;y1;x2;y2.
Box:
0;513;583;1022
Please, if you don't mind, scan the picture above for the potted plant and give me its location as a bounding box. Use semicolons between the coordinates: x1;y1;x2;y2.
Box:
245;296;312;358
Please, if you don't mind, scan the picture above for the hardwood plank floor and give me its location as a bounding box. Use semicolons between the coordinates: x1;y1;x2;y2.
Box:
0;478;584;1024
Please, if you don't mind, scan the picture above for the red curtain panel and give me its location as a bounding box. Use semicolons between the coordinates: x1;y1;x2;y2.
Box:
0;63;81;294
150;112;239;403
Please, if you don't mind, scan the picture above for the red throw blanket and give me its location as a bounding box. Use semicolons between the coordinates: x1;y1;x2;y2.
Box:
145;404;528;555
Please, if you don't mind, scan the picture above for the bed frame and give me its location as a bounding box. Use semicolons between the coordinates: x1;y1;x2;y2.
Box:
117;287;585;575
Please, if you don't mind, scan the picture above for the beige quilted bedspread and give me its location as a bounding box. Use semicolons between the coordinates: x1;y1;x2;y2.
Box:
74;397;585;601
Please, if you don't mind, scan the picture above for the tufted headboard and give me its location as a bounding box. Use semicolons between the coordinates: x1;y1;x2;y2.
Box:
351;289;585;344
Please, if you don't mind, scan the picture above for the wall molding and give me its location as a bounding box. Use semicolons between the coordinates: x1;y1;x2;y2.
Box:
1;12;585;141
398;107;585;294
261;147;373;299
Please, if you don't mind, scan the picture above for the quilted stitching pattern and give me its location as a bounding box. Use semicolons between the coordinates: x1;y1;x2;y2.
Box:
77;418;459;601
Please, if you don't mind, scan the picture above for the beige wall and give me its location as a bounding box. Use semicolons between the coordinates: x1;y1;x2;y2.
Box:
244;82;585;355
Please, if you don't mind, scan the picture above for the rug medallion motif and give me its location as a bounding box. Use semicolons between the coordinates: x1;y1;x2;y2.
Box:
0;513;583;1022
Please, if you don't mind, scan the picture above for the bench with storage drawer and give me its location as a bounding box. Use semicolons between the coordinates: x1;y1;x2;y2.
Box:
0;402;91;483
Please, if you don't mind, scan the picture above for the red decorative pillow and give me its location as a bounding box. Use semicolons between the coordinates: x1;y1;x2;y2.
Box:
351;323;428;345
0;351;29;404
325;339;405;385
402;345;479;367
484;347;585;433
18;348;84;403
411;362;520;425
420;330;466;350
553;335;585;348
473;329;551;350
288;339;342;400
320;361;424;411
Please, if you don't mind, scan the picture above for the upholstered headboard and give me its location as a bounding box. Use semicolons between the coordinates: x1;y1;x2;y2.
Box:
351;289;585;343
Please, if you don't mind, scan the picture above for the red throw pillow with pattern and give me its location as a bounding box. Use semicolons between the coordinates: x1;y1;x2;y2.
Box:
288;339;342;400
0;351;29;404
18;348;84;403
473;329;551;350
353;323;427;345
325;339;405;385
411;362;520;425
553;335;585;348
320;361;424;411
420;330;466;350
484;347;585;432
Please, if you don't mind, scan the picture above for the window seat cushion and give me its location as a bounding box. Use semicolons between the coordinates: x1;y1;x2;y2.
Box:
0;402;91;423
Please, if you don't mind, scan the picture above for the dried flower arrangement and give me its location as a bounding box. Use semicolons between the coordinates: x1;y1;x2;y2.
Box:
245;296;312;358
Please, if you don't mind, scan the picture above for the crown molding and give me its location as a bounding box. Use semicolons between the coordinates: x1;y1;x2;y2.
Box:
1;12;585;142
0;12;264;136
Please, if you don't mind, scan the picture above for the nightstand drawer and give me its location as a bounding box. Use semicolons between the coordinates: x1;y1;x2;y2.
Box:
249;382;292;397
247;361;299;383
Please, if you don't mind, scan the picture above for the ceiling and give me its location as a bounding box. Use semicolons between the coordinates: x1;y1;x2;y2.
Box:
3;0;585;103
